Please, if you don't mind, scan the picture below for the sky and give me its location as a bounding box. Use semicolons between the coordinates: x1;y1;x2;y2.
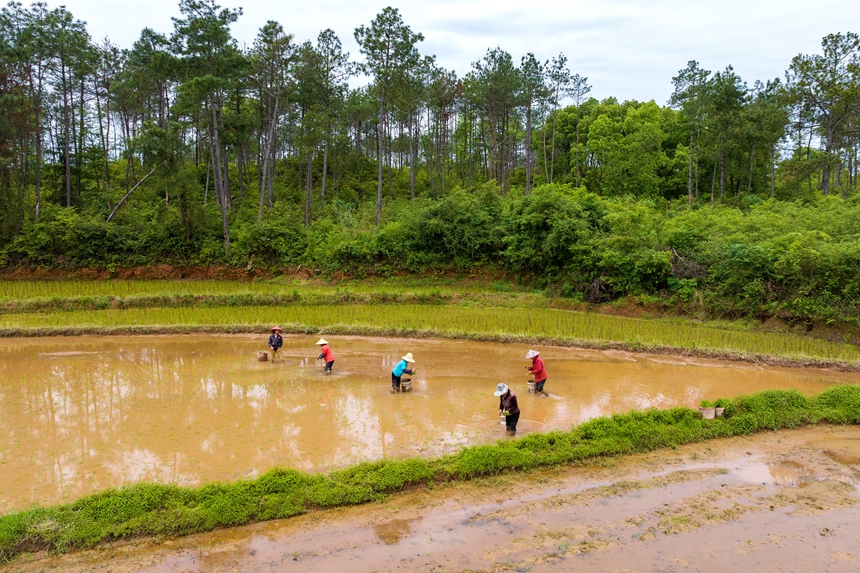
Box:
59;0;859;104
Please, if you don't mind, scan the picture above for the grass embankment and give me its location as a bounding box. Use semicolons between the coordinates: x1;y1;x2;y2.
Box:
2;385;860;562
1;304;858;366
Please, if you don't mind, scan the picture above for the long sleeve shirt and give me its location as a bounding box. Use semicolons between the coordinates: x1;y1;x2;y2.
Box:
528;356;547;381
392;359;413;377
499;391;520;415
268;334;283;350
318;344;334;361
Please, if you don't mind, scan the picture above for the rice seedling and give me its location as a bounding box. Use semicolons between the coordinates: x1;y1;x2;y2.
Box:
1;304;857;363
0;279;526;301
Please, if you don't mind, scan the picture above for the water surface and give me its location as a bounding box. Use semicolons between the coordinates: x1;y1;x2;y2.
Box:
0;334;856;512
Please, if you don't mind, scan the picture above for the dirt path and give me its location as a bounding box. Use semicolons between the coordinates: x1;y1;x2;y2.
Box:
6;424;860;573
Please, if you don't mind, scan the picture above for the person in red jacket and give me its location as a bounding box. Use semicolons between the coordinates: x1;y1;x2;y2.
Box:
316;338;335;373
525;349;548;396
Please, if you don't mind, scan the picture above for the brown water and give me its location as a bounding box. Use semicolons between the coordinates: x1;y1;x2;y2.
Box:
9;426;860;573
0;334;857;513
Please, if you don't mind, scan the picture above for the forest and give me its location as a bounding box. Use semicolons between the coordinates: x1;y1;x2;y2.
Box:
1;1;859;325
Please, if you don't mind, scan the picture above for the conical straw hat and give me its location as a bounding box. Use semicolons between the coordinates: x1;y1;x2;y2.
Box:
316;338;328;345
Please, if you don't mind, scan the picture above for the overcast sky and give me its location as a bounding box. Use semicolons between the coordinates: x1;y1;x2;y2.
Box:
60;0;858;104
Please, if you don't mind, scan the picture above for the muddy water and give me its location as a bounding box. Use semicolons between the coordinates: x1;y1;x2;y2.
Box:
0;335;857;512
9;426;860;573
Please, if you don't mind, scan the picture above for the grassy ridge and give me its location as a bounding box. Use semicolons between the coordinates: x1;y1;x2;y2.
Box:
2;385;860;562
1;304;857;362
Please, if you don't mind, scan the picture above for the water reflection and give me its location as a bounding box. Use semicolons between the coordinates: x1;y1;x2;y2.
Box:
0;335;856;512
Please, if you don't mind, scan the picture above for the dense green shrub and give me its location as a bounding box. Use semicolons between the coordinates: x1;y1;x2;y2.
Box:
4;185;860;324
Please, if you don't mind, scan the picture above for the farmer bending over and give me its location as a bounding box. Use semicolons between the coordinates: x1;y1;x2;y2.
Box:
391;352;416;393
316;338;335;373
525;349;548;396
268;326;283;361
495;383;520;436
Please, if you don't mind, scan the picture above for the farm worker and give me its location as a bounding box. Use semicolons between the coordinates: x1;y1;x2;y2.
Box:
391;352;416;393
316;338;335;373
268;326;283;361
494;383;520;436
525;349;548;396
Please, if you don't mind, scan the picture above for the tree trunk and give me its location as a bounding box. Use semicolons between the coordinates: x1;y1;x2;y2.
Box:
77;77;85;206
821;127;833;195
687;129;694;204
61;54;71;207
237;147;244;202
710;160;717;205
258;98;278;219
525;102;532;195
574;107;581;187
376;98;384;226
35;114;42;219
304;152;312;226
104;75;111;195
409;113;416;199
550;93;559;184
747;143;755;195
321;138;328;208
770;143;776;198
210;103;229;255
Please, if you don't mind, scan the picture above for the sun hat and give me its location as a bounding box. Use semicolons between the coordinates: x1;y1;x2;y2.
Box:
524;349;540;359
271;326;283;332
494;383;509;396
401;352;415;363
316;338;328;345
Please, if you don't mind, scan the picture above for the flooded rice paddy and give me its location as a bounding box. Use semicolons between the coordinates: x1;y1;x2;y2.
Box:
10;425;860;572
0;334;858;513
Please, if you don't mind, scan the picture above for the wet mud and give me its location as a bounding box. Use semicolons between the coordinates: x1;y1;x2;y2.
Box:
0;335;857;513
6;425;860;572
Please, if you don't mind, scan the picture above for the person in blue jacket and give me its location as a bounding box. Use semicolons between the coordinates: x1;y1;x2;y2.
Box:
391;352;416;393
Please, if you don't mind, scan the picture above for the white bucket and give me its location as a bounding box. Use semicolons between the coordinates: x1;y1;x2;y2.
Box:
699;407;716;420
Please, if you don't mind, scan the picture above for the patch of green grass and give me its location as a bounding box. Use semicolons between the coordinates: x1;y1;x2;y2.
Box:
2;385;859;563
